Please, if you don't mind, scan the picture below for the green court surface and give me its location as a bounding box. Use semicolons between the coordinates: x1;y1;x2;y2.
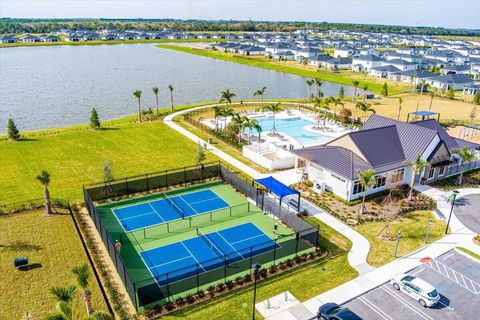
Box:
96;180;314;308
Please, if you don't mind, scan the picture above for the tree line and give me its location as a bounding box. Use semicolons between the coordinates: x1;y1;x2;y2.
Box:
1;18;479;36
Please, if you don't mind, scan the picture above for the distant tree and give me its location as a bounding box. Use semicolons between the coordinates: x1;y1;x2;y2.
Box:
46;285;77;320
453;146;475;185
7;118;20;140
102;160;114;183
473;91;480;105
338;86;345;101
314;78;323;98
264;103;283;136
167;84;174;112
362;84;368;103
72;263;93;315
339;108;352;124
133;90;142;122
352;80;360;103
357;169;376;214
419;80;428;95
381;82;389;97
446;86;455;100
428;90;436;111
89;108;100;130
212;105;222;130
152;86;159;115
469;105;477;124
397;97;403;121
244;118;262;143
230;112;249;143
36;170;52;216
306;79;314;100
195;143;206;167
253;86;267;108
220;89;236;105
355;102;375;123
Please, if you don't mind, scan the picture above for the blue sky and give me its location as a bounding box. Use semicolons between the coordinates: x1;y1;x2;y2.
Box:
1;0;479;29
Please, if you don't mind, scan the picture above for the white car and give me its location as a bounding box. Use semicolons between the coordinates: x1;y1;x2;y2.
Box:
390;274;440;307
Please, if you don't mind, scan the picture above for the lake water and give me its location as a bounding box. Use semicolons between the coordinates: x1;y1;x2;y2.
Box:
0;44;352;133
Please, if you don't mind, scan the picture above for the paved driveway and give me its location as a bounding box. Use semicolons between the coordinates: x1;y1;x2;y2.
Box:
454;194;480;234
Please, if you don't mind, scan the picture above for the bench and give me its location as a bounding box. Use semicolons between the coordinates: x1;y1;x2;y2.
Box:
14;257;29;269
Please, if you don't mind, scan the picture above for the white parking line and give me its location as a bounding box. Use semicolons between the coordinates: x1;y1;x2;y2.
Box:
358;296;394;320
411;268;425;276
442;252;455;260
438;299;455;311
426;259;480;294
382;286;434;320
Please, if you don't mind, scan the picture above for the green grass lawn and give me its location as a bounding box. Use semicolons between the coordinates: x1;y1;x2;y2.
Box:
355;211;447;267
0;118;218;204
162;215;356;320
0;210;107;319
157;44;408;95
456;247;480;260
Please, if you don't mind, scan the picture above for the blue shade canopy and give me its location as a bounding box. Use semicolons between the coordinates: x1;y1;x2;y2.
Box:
410;111;439;116
255;176;300;198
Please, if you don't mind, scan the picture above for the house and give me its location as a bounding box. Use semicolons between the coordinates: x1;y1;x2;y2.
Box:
264;43;295;57
382;59;417;71
83;33;101;41
359;48;379;56
22;34;40;43
324;57;352;70
333;46;357;58
272;50;295;61
429;74;475;90
398;69;436;84
463;84;480;96
103;34;119;41
292;114;479;201
0;34;19;43
369;65;402;79
237;45;265;56
65;34;83;42
352;54;384;72
308;55;334;67
41;35;61;42
424;51;455;63
442;65;471;75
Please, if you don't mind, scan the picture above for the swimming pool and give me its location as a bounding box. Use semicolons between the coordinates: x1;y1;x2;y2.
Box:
253;116;331;146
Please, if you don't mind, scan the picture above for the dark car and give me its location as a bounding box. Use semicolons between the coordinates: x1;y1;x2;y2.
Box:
317;302;362;320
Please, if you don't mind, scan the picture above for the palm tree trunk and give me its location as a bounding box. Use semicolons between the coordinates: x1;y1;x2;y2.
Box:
84;290;93;315
137;100;142;122
360;192;367;214
170;93;174;112
155;96;159;116
44;185;51;216
408;174;415;201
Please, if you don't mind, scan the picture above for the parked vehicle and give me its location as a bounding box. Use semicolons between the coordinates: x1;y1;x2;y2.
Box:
390;274;440;307
317;302;363;320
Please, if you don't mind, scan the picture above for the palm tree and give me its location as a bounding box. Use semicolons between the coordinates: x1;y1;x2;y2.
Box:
453;146;475;185
167;84;174;112
152;86;159;116
244;118;262;144
313;97;331;128
355;102;376;122
212;105;222;130
264;103;283;136
362;84;368;103
306;79;314;100
428;89;436;111
397;97;403;121
220;105;234;130
47;285;77;320
36;170;52;216
352;80;360;104
253;86;267;108
357;169;376;214
330;96;344;114
406;154;428;201
314;78;323;98
72;263;93;315
420;80;427;95
133;90;142;122
220;89;236;105
230;112;249;144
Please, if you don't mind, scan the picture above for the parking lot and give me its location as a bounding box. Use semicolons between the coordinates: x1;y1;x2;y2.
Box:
342;250;480;319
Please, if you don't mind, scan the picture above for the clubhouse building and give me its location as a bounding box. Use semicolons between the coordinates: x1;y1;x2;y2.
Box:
293;115;480;201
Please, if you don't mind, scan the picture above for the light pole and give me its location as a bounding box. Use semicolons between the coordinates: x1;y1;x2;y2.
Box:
252;263;261;320
445;190;459;234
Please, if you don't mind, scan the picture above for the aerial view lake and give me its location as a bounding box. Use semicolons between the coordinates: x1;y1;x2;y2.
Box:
0;43;352;133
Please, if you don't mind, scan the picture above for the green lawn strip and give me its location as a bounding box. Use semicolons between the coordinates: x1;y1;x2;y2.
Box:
162;253;355;320
0;38;226;48
157;44;407;95
0;210;107;320
354;211;447;267
0;120;219;204
304;216;352;254
456;247;480;260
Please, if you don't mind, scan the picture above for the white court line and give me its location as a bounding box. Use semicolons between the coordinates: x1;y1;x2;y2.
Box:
178;194;200;215
118;210;157;221
215;232;245;259
147;255;195;270
382;287;434;320
188;196;223;205
180;241;207;272
148;202;165;222
229;233;266;246
358;296;394;320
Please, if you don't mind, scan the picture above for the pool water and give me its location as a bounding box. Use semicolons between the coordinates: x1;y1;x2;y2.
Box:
253;116;331;145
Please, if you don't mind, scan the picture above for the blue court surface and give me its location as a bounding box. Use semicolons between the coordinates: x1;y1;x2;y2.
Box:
113;189;229;232
140;222;279;284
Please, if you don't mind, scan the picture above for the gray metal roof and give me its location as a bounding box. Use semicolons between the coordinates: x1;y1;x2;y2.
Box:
362;114;438;162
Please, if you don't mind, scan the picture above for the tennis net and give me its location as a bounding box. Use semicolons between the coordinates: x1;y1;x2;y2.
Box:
197;228;225;258
161;192;185;219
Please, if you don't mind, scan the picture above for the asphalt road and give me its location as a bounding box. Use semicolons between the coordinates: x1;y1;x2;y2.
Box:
454;194;480;233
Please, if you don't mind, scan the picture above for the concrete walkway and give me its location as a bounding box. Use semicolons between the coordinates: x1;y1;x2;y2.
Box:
164;104;374;275
271;186;480;319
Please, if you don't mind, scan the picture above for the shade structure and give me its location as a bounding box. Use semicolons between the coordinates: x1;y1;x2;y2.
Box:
255;176;301;211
